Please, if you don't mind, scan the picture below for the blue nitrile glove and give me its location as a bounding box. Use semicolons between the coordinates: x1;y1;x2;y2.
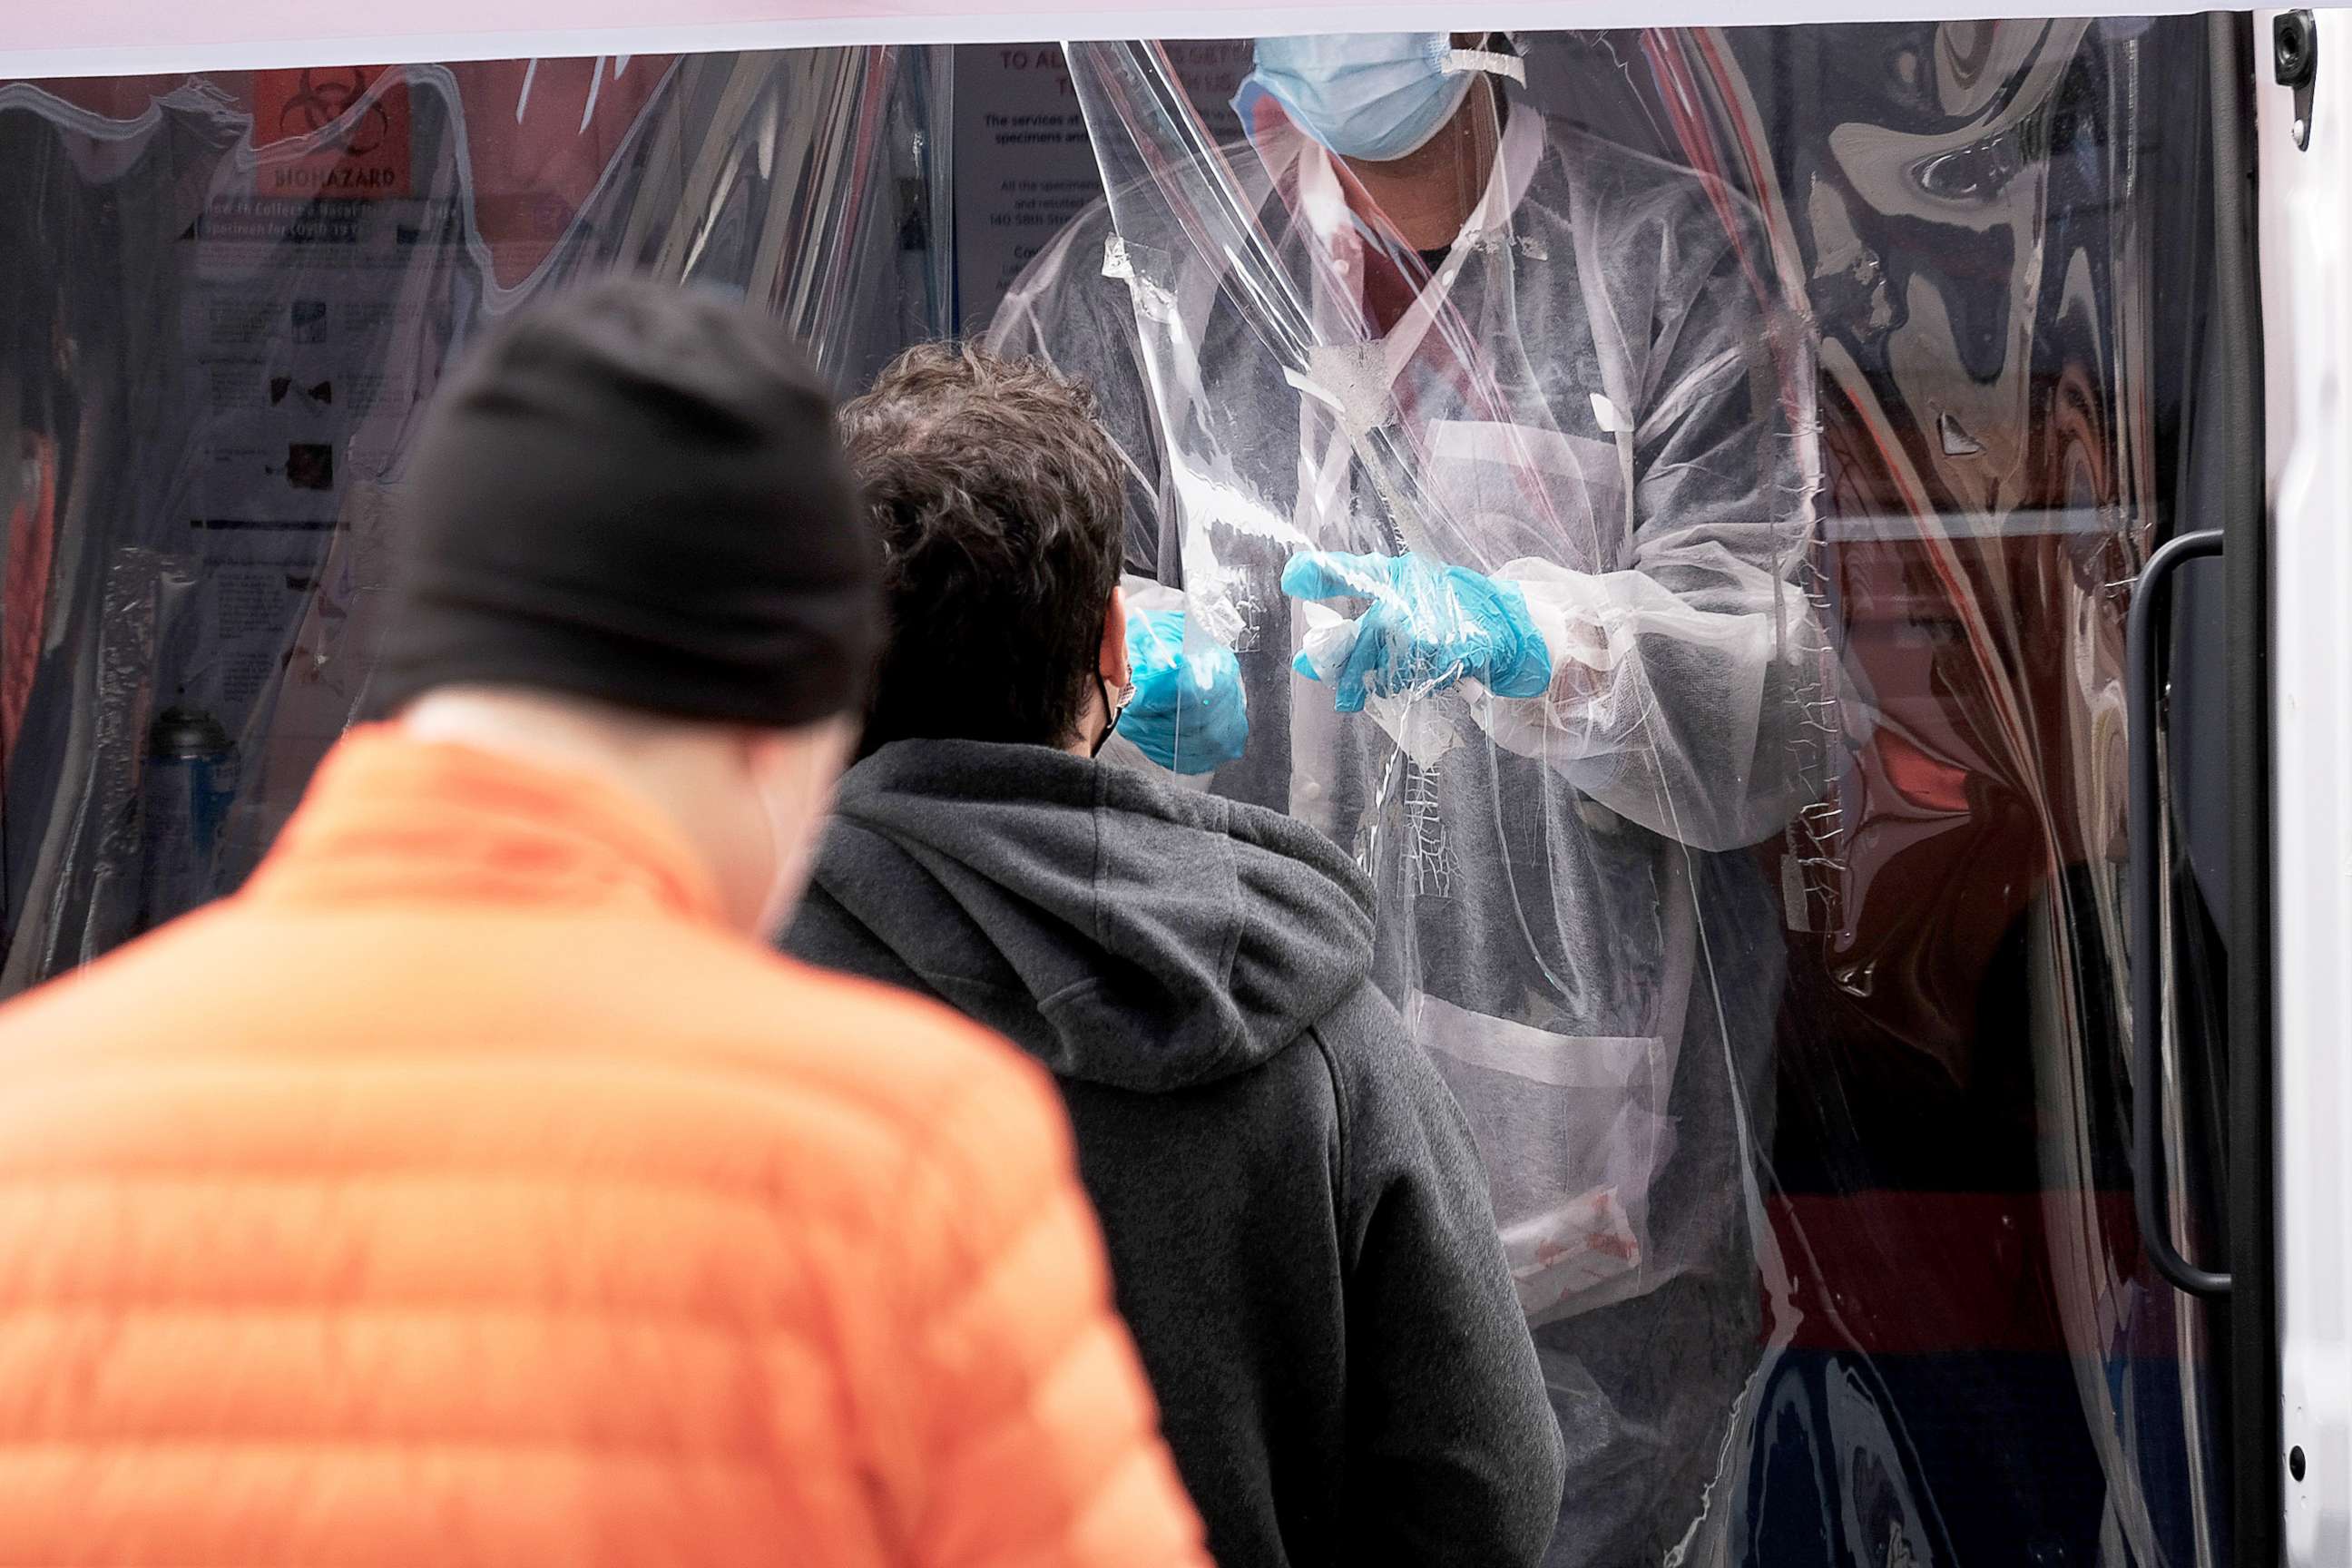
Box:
1116;609;1250;773
1280;550;1553;715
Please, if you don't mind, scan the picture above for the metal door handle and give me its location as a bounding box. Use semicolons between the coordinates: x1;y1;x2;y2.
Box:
2129;527;2231;1298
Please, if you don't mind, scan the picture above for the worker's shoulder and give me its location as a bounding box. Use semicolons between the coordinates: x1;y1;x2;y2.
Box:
995;134;1271;319
1540;115;1764;240
994;190;1122;328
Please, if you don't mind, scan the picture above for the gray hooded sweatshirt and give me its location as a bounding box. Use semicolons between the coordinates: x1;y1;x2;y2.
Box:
786;739;1565;1568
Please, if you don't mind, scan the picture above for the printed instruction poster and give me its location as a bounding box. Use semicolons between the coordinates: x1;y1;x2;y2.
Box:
951;41;1256;332
176;71;434;751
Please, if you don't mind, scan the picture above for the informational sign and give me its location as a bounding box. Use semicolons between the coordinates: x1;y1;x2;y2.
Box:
176;236;405;740
250;66;416;200
950;38;1252;332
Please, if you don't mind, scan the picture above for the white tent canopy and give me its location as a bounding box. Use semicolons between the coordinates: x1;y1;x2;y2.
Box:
2;0;2229;80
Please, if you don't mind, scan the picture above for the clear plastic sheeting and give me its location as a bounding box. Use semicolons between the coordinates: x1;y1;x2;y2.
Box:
994;24;2228;1568
0;50;949;985
993;34;1825;1564
0;22;2238;1568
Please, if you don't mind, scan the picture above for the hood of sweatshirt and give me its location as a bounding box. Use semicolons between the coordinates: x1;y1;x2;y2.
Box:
796;739;1377;1092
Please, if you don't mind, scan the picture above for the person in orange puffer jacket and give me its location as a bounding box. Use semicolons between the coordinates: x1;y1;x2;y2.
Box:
0;279;1210;1568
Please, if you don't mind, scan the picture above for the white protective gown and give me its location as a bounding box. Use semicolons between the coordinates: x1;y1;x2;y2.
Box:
991;64;1831;1565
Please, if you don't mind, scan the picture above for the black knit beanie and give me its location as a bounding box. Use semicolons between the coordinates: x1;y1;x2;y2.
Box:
373;279;879;728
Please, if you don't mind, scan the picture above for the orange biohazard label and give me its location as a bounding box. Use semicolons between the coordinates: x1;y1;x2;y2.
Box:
250;66;413;200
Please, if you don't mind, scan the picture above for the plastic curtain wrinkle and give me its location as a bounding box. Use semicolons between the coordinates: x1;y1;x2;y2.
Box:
0;47;950;986
987;24;2229;1568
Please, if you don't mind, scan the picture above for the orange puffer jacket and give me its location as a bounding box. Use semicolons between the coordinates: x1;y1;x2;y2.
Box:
0;730;1209;1568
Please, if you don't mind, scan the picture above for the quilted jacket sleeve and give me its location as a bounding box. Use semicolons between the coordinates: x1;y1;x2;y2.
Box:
897;1053;1210;1568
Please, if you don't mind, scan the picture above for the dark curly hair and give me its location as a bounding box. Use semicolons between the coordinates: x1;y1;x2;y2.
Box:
838;341;1125;752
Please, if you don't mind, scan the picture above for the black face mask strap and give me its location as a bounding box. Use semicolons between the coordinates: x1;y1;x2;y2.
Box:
1091;669;1130;759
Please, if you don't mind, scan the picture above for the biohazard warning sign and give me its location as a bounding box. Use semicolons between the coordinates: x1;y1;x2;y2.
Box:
250;66;413;200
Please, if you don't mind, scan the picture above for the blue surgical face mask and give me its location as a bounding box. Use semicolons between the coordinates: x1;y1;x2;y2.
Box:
1235;34;1523;163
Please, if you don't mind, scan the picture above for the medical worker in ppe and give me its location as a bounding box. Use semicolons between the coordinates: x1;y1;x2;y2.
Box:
992;30;1825;1567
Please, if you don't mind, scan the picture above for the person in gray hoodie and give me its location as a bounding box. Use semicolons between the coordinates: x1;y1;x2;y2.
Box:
786;341;1566;1568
